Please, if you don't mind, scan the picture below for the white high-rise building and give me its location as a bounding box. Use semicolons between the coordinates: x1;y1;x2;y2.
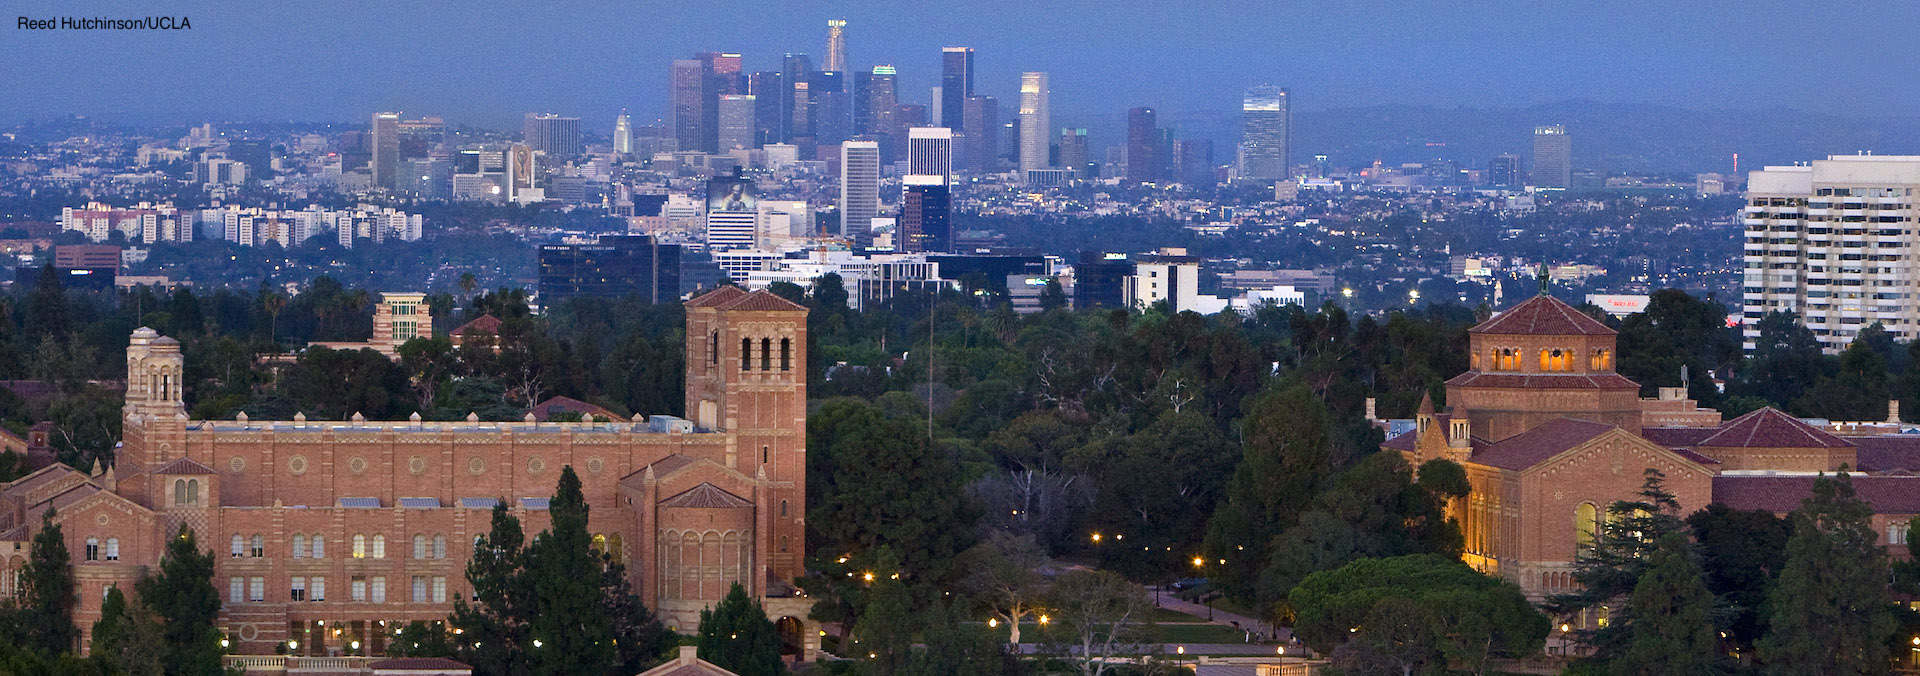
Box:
1018;72;1050;176
839;141;881;247
719;95;757;151
906;127;953;181
613;110;633;155
1743;155;1920;353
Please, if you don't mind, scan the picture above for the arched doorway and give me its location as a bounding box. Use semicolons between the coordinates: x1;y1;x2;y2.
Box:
774;617;806;658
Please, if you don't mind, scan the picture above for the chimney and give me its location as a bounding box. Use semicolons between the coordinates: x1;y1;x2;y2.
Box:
1448;417;1471;449
1890;399;1902;424
1365;397;1378;422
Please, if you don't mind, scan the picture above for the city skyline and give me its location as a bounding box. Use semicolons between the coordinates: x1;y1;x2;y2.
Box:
10;0;1920;131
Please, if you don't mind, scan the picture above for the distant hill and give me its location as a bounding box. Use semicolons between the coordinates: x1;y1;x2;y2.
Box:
1075;101;1920;176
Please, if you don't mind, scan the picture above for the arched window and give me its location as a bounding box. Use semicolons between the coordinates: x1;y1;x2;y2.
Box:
780;499;788;518
352;534;366;559
414;535;427;560
231;534;244;558
187;479;200;505
173;479;187;505
372;534;386;559
591;534;607;555
740;337;752;371
606;533;623;564
780;338;792;371
709;331;719;365
105;537;118;561
780;535;789;552
292;534;307;558
433;534;446;559
760;338;772;371
250;534;264;557
1575;502;1599;552
1591;349;1610;370
85;537;100;561
311;534;326;559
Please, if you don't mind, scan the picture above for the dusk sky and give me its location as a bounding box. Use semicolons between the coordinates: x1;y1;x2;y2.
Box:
8;1;1920;131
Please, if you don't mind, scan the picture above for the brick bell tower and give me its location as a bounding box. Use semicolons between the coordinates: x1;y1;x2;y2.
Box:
1446;295;1644;442
682;287;810;583
121;327;189;509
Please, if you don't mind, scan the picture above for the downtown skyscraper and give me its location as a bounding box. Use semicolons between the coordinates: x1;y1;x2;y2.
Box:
523;113;582;157
840;141;880;247
613;110;633;155
907;127;953;180
825;20;848;73
1018;72;1051;176
371;112;400;190
1239;85;1290;181
941;47;974;131
1126;107;1159;183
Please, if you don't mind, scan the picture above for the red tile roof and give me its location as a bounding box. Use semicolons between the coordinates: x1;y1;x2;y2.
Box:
1469;295;1616;336
1444;372;1641;390
684;286;748;308
1696;407;1853;449
1713;475;1920;514
1641;426;1719;449
1383;430;1416;452
1853;435;1920;473
660;483;754;509
529;395;623;422
153;457;218;475
450;314;501;336
369;656;473;673
718;289;808;312
1469;417;1616;470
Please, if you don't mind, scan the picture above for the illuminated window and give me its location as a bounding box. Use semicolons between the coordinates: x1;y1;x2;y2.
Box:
1575;503;1599;552
352;534;366;559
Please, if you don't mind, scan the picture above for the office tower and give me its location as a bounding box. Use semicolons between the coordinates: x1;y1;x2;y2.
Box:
825;20;848;73
807;70;847;145
839;141;881;246
907;127;954;180
1742;156;1920;353
1075;251;1132;310
1126;250;1202;313
866;66;899;157
671;59;717;153
1000;119;1021;164
1126;107;1159;183
1018;72;1051;175
614;110;633;155
1059;128;1089;176
1532;125;1572;188
748;71;784;147
1312;154;1331;179
940;47;974;130
1488;154;1521;188
523;113;582;157
929;87;942;129
962;95;998;174
719;95;757;150
780;54;814;142
538;234;682;303
371;112;400;190
1174;138;1214;185
1239;85;1290;180
705;174;759;250
852;71;874;136
900;175;952;253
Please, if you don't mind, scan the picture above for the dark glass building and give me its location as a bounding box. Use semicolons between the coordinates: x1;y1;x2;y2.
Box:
900;178;951;253
538;235;682;304
1074;251;1132;310
1126;107;1159;183
940;47;974;131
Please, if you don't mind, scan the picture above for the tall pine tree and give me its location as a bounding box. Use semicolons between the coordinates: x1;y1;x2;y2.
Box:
696;583;785;676
452;502;530;674
90;586;164;676
1612;533;1716;676
1547;469;1686;659
1758;472;1895;675
523;466;617;674
1204;385;1332;601
18;509;77;654
135;524;224;676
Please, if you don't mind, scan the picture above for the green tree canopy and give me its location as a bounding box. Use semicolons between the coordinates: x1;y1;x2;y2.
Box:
696;583;786;676
1612;532;1717;676
135;524;224;676
1758;472;1896;675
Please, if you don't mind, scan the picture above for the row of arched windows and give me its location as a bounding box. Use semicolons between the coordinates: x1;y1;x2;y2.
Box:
740;336;793;372
236;533;452;560
172;479;202;506
1480;347;1611;372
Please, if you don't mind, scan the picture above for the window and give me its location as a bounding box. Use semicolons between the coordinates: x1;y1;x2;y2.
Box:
351;576;367;601
312;535;326;559
433;534;446;559
780;338;791;371
310;577;326;601
432;576;447;603
292;534;307;558
291;577;306;601
173;479;188;505
249;577;264;602
372;534;386;559
105;538;118;561
353;534;366;559
780;499;788;517
414;535;427;560
741;337;752;371
591;534;607;556
1575;503;1600;552
231;534;244;558
188;479;199;504
85;537;99;561
1891;522;1911;546
412;576;427;603
709;331;719;365
761;337;772;370
762;446;769;465
780;535;789;552
1591;349;1611;371
250;534;265;557
229;577;243;603
371;577;386;603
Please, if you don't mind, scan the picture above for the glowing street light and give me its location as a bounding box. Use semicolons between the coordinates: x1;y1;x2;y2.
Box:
988;618;999;628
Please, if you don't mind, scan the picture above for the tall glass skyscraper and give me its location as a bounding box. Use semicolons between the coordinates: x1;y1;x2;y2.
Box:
1126;107;1159;183
1239;85;1290;181
1532;125;1572;188
839;141;880;246
1018;72;1050;176
941;47;974;131
371;112;400;190
825;20;848;73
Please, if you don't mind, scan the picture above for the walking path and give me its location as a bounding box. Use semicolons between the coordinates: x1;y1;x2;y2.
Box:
1148;585;1294;645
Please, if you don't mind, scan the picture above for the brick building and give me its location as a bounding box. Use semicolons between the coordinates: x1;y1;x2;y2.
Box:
0;287;819;660
1393;294;1920;615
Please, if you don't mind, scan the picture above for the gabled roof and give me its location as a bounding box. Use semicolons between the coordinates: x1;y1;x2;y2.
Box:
717;289;807;312
153;457;218;475
647;453;698;477
684;286;748;308
1444;372;1641;390
1714;474;1920;514
1469;295;1615;336
659;482;754;509
1696;407;1853;449
450;314;502;336
2;463;82;498
1640;426;1719;449
1383;429;1416;452
1469;418;1617;471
